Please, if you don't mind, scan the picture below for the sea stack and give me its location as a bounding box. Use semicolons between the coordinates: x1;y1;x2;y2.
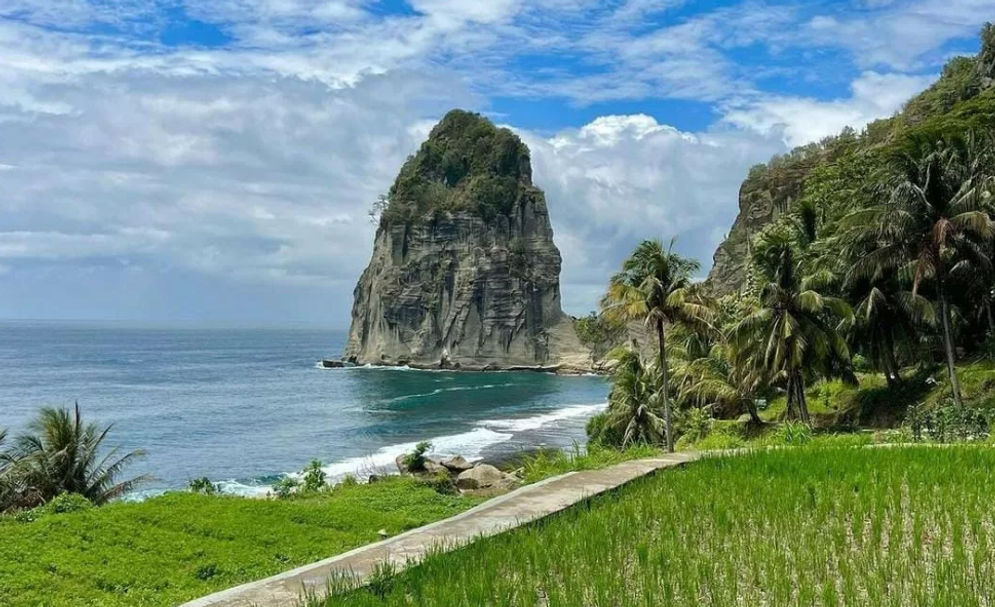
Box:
344;110;590;372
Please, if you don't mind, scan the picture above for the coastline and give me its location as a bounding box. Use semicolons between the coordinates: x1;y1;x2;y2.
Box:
321;358;607;376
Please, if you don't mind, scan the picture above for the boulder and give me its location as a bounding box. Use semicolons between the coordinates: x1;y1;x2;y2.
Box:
440;455;473;473
456;464;508;490
423;458;448;476
395;454;410;475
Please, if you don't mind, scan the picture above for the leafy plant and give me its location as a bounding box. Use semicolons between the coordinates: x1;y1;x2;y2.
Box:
301;460;327;493
188;477;219;495
402;442;433;473
906;399;992;442
1;403;148;511
272;476;299;499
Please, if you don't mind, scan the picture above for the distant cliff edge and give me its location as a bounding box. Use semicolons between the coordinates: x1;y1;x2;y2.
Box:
344;110;591;372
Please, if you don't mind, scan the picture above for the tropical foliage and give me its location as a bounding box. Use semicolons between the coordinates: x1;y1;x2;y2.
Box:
588;25;995;447
601;239;711;451
0;403;148;513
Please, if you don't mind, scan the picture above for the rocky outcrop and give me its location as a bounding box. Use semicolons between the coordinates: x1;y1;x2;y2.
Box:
705;158;822;295
345;110;591;372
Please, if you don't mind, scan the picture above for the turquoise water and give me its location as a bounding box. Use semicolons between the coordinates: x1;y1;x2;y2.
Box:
0;321;608;495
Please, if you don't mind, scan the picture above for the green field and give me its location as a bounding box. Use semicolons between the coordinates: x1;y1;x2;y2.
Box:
0;477;483;607
320;447;995;607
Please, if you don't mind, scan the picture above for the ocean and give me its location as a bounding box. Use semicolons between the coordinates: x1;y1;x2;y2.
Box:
0;321;608;496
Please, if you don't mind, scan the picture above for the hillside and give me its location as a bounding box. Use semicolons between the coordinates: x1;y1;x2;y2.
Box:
707;23;995;295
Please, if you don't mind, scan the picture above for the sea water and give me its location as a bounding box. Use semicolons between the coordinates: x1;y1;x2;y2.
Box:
0;321;608;496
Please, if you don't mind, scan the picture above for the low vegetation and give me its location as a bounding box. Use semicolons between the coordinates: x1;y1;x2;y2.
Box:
0;403;149;514
318;447;995;606
0;476;483;607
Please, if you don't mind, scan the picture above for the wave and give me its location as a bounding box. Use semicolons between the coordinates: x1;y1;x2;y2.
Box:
380;382;517;404
479;403;606;432
209;402;605;496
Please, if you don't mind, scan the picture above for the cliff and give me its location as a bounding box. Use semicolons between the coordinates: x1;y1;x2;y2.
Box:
345;110;591;372
706;23;995;296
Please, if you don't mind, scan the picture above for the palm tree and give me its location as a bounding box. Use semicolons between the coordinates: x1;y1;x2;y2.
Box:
602;240;711;452
731;226;854;424
846;276;935;387
846;134;993;404
680;341;767;424
603;350;666;447
8;403;149;507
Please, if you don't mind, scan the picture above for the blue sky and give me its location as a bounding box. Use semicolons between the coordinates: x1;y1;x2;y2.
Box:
0;0;989;325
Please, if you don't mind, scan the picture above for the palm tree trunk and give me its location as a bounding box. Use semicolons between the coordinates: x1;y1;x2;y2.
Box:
938;283;963;405
745;399;762;424
656;318;674;453
791;372;811;425
986;298;994;337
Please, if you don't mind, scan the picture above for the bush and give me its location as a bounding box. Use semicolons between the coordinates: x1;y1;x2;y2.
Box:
677;407;714;444
764;422;813;446
417;471;457;495
586;411;624;448
188;477;219;495
906;399;993;442
272;476;299;499
42;493;94;514
11;493;93;522
689;430;746;451
301;460;327;493
402;442;433;473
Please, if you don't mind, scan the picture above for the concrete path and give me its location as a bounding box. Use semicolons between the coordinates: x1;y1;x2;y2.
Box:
180;451;701;607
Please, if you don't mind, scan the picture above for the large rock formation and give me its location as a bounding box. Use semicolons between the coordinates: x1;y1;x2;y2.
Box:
345;110;590;372
705;157;822;295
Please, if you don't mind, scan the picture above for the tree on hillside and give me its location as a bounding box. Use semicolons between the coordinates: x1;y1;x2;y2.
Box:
846;134;994;404
602;240;711;452
5;403;149;509
731;226;854;424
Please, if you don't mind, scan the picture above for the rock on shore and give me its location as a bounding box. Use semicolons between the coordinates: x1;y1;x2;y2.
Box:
344;110;591;372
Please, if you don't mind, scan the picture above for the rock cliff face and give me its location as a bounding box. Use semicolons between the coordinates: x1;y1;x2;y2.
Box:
705;159;821;295
345;110;590;371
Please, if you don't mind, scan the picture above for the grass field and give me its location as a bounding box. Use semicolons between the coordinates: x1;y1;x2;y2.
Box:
319;446;995;607
0;477;484;607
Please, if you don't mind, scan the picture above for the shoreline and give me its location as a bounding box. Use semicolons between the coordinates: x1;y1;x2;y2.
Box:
321;358;607;376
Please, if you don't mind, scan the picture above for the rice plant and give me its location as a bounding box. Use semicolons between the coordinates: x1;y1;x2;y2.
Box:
312;446;995;607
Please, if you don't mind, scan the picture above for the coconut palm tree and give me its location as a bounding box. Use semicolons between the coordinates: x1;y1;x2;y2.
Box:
8;403;149;507
601;240;711;452
731;226;854;424
603;350;666;447
846;276;936;387
846;134;993;404
680;341;768;424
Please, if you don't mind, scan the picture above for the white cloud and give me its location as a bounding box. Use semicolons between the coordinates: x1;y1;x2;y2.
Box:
721;71;935;147
523;115;783;313
0;0;988;321
803;0;991;69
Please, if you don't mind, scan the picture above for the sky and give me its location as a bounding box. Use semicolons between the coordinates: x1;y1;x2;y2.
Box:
0;0;989;327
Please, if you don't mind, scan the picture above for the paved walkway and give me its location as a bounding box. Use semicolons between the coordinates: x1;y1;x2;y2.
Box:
180;451;701;607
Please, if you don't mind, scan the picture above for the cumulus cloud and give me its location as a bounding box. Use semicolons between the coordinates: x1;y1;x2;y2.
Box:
721;71;935;147
522;115;783;313
0;0;988;322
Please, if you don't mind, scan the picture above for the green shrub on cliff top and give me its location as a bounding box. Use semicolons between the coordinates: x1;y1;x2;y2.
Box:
382;110;535;224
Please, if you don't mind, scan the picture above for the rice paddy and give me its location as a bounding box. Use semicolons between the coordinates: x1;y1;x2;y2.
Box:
317;446;995;606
